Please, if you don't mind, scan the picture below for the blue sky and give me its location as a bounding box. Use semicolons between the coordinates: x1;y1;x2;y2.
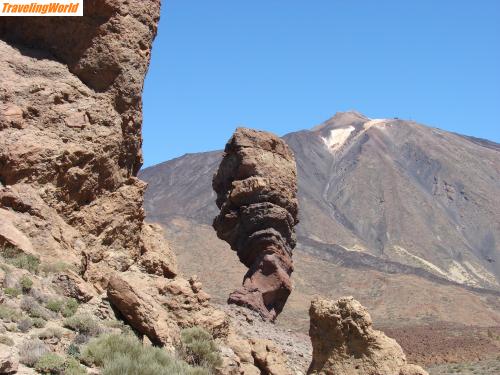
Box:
142;0;500;168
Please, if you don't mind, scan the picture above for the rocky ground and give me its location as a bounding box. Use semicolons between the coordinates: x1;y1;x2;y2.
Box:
427;359;500;375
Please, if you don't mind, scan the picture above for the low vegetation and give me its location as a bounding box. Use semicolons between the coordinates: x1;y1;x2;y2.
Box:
17;318;33;333
0;335;14;346
38;326;64;340
34;352;87;375
20;275;33;293
40;261;73;275
179;327;222;370
0;305;19;322
4;287;21;297
63;314;103;337
82;333;210;375
20;296;54;320
1;247;40;274
46;297;79;317
19;339;50;367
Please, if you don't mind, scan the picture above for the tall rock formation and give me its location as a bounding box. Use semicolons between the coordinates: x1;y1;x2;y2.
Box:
0;0;177;288
308;297;428;375
213;128;299;321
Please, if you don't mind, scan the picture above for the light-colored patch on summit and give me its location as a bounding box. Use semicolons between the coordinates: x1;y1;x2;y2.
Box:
363;119;388;130
321;126;355;151
392;246;448;277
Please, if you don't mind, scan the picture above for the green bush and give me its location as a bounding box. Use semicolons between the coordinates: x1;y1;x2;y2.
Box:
63;314;102;337
179;327;222;370
62;298;79;318
34;352;66;374
45;299;64;313
1;248;40;274
19;338;49;367
33;317;47;328
45;297;78;317
0;335;14;346
4;287;21;298
34;353;86;375
82;334;209;375
17;318;33;333
64;357;87;375
20;275;33;293
0;305;19;322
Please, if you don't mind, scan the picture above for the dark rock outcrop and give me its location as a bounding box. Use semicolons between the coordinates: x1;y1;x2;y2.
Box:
213;128;299;321
308;297;428;375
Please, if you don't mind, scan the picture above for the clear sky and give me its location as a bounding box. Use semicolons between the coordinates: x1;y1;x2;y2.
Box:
142;0;500;168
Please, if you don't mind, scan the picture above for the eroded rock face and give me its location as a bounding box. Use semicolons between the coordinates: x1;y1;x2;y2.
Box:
308;297;428;375
107;270;229;349
213;128;299;321
0;0;170;289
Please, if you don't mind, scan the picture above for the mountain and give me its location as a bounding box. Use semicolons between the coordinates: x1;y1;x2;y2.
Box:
139;112;500;334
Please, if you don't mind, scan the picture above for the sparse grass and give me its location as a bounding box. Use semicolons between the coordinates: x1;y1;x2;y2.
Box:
17;318;33;333
33;317;47;328
63;314;102;337
20;275;33;293
38;326;64;340
40;261;73;275
0;335;14;346
1;248;40;274
0;304;19;322
19;338;49;367
21;296;54;320
4;287;21;297
45;297;79;317
82;333;209;375
179;327;222;370
103;319;132;334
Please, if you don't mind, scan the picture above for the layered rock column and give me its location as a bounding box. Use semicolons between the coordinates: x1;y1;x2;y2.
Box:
213;128;299;321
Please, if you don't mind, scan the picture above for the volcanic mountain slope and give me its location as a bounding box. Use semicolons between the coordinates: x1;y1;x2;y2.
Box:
140;112;500;336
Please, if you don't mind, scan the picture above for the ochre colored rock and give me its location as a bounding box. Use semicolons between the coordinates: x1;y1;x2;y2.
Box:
107;271;230;348
213;128;299;321
307;297;428;375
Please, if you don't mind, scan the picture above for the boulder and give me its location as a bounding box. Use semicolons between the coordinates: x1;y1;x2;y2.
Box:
307;297;428;375
0;343;19;374
107;271;229;348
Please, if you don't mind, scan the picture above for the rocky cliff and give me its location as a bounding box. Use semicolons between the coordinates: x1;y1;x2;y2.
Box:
213;128;299;321
0;0;174;290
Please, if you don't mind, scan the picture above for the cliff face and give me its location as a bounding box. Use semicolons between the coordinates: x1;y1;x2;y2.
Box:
0;0;175;289
213;128;299;321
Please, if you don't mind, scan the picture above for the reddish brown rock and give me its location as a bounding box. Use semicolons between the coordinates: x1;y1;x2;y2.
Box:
307;297;428;375
213;128;299;321
0;0;166;288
